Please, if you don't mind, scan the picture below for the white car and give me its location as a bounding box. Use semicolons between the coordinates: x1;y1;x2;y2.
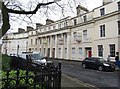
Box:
19;52;47;65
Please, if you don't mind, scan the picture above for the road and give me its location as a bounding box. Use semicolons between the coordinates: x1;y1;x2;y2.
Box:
50;59;120;89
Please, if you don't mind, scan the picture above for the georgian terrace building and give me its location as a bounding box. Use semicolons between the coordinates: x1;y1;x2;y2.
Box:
1;27;32;55
2;0;120;61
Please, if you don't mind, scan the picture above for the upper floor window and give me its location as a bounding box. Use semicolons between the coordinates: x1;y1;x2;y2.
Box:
35;39;37;45
31;32;33;35
48;26;51;30
83;30;87;40
100;8;105;16
83;15;87;22
118;1;120;10
74;19;77;25
65;20;68;26
58;23;61;28
73;32;77;40
118;21;120;35
100;25;105;37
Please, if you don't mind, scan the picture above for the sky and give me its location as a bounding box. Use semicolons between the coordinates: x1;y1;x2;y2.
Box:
6;0;103;33
8;0;102;32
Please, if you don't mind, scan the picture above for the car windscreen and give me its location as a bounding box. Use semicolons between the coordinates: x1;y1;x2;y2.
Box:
31;54;44;60
97;58;106;62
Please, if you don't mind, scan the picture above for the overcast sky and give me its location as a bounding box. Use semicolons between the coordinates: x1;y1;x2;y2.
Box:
8;0;103;33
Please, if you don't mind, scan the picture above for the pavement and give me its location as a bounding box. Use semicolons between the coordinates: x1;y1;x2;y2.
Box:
61;73;99;89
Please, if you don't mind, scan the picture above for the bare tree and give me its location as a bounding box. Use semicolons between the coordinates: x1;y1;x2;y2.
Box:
0;0;84;38
0;0;58;38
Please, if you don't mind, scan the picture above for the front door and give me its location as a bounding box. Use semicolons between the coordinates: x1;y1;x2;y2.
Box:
88;51;92;57
85;47;92;57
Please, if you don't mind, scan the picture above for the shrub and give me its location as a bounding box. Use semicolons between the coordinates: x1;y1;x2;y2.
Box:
2;70;35;88
1;54;12;70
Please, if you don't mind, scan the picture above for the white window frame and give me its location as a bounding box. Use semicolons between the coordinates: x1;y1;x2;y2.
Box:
100;25;105;37
72;47;75;58
78;48;82;58
83;30;87;40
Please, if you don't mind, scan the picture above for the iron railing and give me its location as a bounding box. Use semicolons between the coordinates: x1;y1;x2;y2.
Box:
2;57;61;89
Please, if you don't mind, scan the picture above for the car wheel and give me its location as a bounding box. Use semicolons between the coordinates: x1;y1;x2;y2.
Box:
98;66;103;71
82;64;86;68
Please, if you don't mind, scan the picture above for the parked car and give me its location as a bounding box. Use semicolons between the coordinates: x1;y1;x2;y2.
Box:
20;52;47;65
82;57;115;71
11;52;48;70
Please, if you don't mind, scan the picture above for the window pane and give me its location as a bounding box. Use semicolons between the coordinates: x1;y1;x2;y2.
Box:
74;19;77;25
100;8;105;16
109;44;115;57
79;48;82;58
83;30;87;40
72;48;75;58
100;25;105;37
98;45;103;57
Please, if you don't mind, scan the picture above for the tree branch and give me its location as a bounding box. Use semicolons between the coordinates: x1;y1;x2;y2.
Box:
0;1;55;38
7;1;54;14
0;2;10;39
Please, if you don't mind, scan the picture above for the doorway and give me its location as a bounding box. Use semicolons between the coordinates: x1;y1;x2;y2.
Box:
85;47;92;57
47;48;50;58
52;48;55;58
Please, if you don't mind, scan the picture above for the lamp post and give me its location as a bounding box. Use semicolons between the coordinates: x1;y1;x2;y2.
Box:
17;45;19;57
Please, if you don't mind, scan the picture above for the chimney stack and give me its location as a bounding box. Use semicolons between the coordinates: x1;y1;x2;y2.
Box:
46;19;54;25
103;0;112;5
18;28;25;33
26;26;34;31
36;23;43;29
76;5;89;16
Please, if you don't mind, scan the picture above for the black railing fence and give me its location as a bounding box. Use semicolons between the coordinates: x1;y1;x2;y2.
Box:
2;57;61;89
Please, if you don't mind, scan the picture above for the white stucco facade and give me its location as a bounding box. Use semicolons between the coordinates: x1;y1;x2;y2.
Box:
1;0;120;61
2;32;28;56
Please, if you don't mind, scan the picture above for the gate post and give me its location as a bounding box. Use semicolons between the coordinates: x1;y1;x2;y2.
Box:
58;61;61;89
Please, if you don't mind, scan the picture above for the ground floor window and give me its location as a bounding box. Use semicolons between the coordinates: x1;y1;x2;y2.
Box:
98;45;103;57
78;48;82;58
65;48;67;58
109;44;115;57
72;47;75;58
58;48;61;58
40;48;41;52
44;48;45;55
35;48;37;51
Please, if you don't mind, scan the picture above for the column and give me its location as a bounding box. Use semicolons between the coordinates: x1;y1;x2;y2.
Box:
50;35;53;58
61;33;64;59
55;35;58;58
67;32;71;60
41;37;44;54
45;37;48;57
